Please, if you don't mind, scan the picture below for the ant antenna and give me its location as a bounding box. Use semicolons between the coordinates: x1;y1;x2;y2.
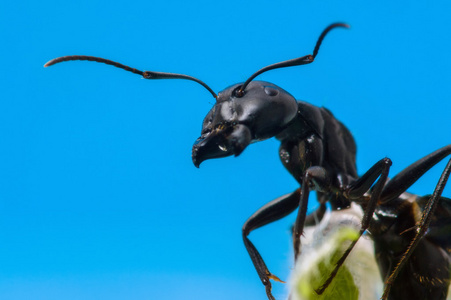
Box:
236;23;349;97
44;55;217;99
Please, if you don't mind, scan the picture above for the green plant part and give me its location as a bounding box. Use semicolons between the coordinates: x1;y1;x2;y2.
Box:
296;227;359;300
291;204;382;300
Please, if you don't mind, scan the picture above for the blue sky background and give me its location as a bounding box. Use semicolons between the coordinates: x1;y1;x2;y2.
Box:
1;1;451;299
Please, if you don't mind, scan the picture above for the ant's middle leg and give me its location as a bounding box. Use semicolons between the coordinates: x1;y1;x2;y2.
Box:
290;160;392;260
315;157;392;294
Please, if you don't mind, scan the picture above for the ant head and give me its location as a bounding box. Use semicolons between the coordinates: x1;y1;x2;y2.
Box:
44;23;349;168
191;81;298;167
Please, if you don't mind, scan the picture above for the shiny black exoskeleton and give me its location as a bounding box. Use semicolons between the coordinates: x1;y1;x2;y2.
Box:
192;82;299;167
45;23;451;300
193;81;357;188
191;74;451;300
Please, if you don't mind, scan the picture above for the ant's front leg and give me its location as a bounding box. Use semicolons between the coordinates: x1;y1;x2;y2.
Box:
242;189;301;300
292;166;332;259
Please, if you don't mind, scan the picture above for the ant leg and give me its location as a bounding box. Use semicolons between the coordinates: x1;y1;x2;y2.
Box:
380;145;451;202
288;202;327;300
315;158;392;294
242;189;301;300
293;166;332;260
381;158;451;300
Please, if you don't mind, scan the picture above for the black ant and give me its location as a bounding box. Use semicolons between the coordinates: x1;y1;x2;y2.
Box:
45;23;451;300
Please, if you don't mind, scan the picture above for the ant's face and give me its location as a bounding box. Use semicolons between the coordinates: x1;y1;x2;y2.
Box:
192;81;298;167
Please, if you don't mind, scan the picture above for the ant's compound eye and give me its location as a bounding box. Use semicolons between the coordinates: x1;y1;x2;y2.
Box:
264;86;279;97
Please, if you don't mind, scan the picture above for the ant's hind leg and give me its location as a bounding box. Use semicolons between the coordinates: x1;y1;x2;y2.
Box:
380;145;451;203
381;158;451;300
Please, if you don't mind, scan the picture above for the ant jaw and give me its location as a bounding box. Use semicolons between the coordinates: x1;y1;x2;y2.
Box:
191;124;252;167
